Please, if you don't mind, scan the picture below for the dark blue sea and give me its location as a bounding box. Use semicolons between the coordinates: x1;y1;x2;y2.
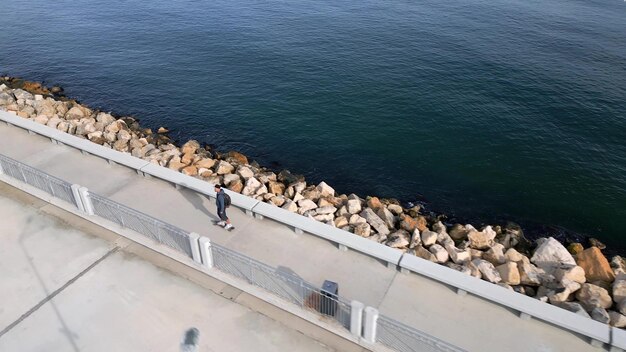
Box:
1;0;625;248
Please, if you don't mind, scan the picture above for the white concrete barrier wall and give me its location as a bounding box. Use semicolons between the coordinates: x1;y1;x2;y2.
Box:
399;254;611;345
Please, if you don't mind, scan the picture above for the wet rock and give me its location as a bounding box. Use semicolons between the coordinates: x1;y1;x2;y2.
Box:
531;237;576;270
429;244;449;263
496;262;521;285
277;170;304;185
588;238;606;250
576;283;612;311
576;247;615;283
567;243;585;256
360;208;390;236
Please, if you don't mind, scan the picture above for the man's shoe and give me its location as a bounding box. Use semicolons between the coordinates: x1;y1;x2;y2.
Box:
215;221;226;227
224;224;234;231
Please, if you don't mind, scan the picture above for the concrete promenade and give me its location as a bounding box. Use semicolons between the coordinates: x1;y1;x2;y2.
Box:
0;183;334;352
0;121;604;351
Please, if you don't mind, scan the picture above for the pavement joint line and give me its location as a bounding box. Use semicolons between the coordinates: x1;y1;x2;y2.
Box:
0;246;120;338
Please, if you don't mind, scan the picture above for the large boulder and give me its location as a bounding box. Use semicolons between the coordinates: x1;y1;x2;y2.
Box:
504;248;525;262
421;230;437;247
483;243;506;265
449;224;470;241
576;247;615;283
377;207;396;229
360;208;390;236
445;244;471;265
225;151;248;165
575;283;612;311
242;177;262;196
517;257;542;286
472;259;502;283
268;181;286;195
65;106;86;120
297;199;318;213
181;140;200;155
496;262;521;285
346;199;362;214
531;237;576;269
354;223;372;238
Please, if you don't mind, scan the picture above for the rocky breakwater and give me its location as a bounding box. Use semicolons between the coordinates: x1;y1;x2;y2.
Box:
1;76;625;331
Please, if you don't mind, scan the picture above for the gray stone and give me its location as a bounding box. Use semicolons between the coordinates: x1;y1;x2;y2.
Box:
468;226;496;249
517;257;542;286
554;265;586;285
297;199;318;213
316;181;335;197
483;243;506;265
316;206;337;215
387;204;403;215
0;92;16;106
558;302;591;318
377;207;396;229
348;214;367;226
445;244;471;265
590;307;610;324
215;161;235;175
222;174;241;186
387;230;410;249
242;177;262;196
613;280;626;304
360;208;390;236
409;229;421;249
12;89;33;101
413;245;436;262
346;199;362;214
609;311;626;328
281;200;298;213
531;237;576;269
354;223;372;238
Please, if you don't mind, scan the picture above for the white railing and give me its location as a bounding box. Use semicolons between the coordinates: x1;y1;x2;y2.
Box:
1;109;624;351
0;149;464;352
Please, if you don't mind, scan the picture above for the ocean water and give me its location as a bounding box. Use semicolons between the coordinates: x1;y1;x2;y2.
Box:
1;0;625;248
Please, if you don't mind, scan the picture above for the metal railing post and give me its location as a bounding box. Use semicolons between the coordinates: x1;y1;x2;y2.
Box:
71;184;85;212
350;300;364;338
78;187;94;215
188;232;202;263
198;237;214;268
363;307;379;344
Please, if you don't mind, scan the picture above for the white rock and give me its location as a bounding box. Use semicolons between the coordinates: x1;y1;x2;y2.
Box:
387;204;403;215
348;214;367;226
554;265;586;284
281;200;298;213
297;199;318;213
531;237;576;269
360;208;390;236
316;181;335;197
334;216;349;228
34;115;49;125
436;232;454;247
215;161;235;175
222;173;241;186
65;106;85;120
613;280;626;304
421;230;437;247
618;299;626;315
316;206;337;215
445;244;471;265
484;243;506;265
314;214;333;222
472;259;502;283
346;199;362;214
12;89;34;101
517;257;543;286
292;192;304;202
377;207;396;229
237;166;254;179
242;177;262;196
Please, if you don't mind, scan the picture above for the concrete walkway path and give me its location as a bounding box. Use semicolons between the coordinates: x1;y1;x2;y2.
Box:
0;185;333;352
0;120;603;351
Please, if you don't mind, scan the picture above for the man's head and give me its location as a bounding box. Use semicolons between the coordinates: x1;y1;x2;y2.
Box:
214;184;222;193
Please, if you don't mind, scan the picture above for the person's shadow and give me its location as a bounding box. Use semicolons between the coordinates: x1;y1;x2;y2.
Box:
180;187;219;222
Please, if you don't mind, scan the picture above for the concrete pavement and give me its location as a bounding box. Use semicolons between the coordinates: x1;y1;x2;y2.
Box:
0;121;605;351
0;185;334;352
